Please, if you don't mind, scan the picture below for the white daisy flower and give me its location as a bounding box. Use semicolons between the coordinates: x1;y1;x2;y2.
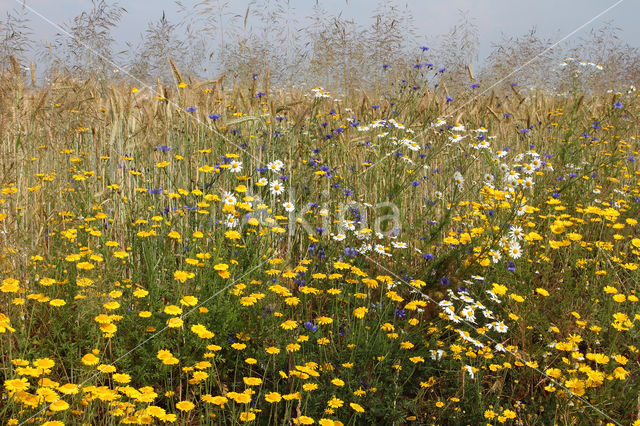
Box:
225;214;238;228
507;241;522;259
509;226;524;241
229;160;242;173
453;171;465;187
282;201;295;212
493;322;508;333
270;181;285;196
223;192;236;206
504;170;520;184
374;244;389;256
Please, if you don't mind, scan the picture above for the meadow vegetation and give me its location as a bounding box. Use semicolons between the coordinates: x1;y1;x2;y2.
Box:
1;1;640;425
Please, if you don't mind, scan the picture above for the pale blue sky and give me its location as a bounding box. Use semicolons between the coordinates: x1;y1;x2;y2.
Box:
1;0;638;61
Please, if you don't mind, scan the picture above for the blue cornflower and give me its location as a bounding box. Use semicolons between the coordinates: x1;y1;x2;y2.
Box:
304;321;318;333
344;247;358;257
613;101;623;109
185;106;196;112
208;113;220;120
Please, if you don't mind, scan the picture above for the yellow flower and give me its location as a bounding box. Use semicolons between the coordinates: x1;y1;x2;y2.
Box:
58;383;80;395
317;316;333;325
174;270;195;283
34;358;55;370
545;368;562;379
191;324;214;338
265;392;282;403
210;395;228;406
265;346;280;355
49;399;70;412
353;307;368;319
76;262;94;270
502;409;516;419
180;295;198;306
239;411;256;422
509;293;525;302
112;373;131;384
286;343;301;352
294;416;315;425
146;405;166;418
400;341;414;350
243;377;262;386
164;305;183;315
103;301;120;310
280;320;298;330
230;392;252;404
303;383;318;391
492;283;507;295
97;364;116;373
349;402;365;413
331;378;345;387
564;378;585;396
535;288;549;297
167;317;183;328
327;396;343;408
176;400;195;411
225;230;241;240
4;377;29;392
613;366;628;380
